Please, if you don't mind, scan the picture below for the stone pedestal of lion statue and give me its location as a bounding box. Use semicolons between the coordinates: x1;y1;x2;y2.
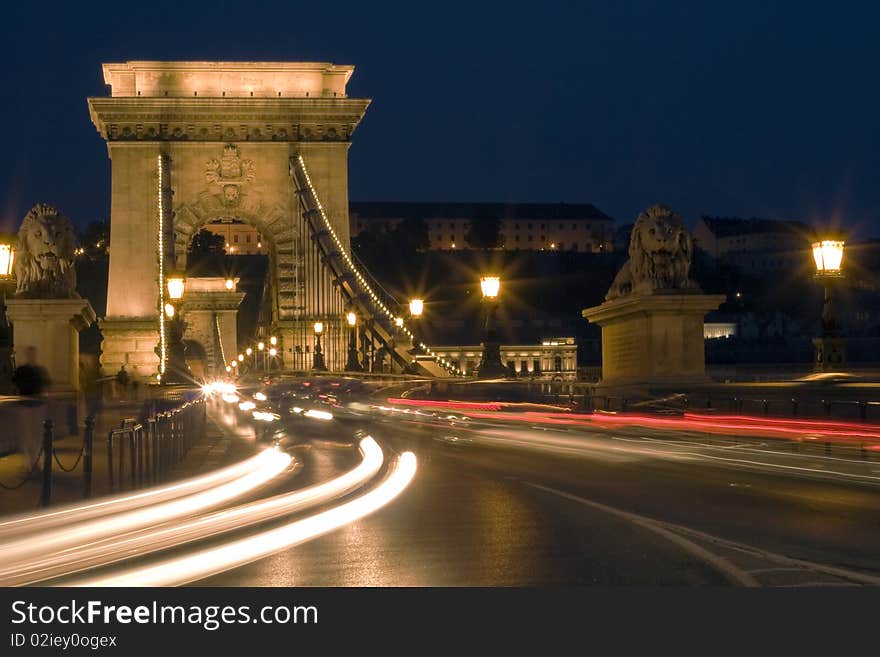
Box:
582;205;725;392
6;204;96;391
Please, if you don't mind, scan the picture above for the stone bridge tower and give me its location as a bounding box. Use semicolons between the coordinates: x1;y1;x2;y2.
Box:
88;61;370;379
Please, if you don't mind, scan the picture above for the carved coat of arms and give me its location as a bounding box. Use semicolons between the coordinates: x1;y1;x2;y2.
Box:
205;145;256;207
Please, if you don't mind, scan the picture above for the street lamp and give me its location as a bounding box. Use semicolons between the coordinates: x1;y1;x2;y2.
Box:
313;321;327;371
0;241;15;393
476;276;508;379
811;237;846;371
408;298;425;357
163;273;190;383
257;340;266;372
345;311;362;372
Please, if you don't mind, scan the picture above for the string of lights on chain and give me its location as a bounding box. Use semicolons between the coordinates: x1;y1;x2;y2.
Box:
296;155;463;376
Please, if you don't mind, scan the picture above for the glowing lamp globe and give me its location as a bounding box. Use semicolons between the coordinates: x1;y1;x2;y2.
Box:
314;322;324;335
409;299;424;317
346;311;357;327
166;276;185;300
0;243;14;277
480;276;501;299
812;240;844;275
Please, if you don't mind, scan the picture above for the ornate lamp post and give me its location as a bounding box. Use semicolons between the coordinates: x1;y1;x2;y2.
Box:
269;335;279;371
408;298;424;356
313;321;327;371
0;241;15;393
345;311;362;372
812;237;846;371
163;273;190;383
476;275;508;379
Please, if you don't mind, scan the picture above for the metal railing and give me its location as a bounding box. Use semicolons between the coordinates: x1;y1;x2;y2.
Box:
107;398;206;491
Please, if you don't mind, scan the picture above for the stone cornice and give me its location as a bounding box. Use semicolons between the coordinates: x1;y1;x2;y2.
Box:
582;293;727;324
88;97;370;142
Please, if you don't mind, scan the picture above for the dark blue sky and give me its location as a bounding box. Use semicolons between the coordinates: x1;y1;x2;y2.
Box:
2;1;878;236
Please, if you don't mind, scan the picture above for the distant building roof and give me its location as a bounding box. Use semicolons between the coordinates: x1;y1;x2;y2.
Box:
699;216;811;238
350;201;612;221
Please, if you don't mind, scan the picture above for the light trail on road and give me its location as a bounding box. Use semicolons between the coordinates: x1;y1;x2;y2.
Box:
0;448;292;573
67;451;417;587
0;449;290;540
4;438;384;587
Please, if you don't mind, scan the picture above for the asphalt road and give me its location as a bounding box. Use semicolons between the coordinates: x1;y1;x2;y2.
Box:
195;400;880;587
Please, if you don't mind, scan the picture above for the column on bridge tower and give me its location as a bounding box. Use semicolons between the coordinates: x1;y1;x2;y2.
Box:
98;141;167;381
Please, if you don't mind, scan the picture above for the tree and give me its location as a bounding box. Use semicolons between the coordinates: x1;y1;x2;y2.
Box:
465;213;502;249
189;229;226;256
77;220;110;259
391;217;429;253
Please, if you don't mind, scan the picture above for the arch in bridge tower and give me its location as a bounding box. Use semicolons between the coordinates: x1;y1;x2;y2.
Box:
88;61;370;379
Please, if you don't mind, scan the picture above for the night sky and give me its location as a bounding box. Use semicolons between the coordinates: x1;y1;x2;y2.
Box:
2;1;878;236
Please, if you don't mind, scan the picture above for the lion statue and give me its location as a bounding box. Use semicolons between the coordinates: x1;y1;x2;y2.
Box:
605;204;698;300
14;203;79;299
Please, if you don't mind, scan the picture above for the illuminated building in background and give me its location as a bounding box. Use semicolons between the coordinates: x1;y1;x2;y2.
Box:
350;202;614;253
430;337;577;380
202;220;269;255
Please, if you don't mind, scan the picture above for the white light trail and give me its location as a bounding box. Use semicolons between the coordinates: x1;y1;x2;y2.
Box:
303;409;334;421
0;449;291;571
7;438;384;587
0;450;282;541
71;451;417;587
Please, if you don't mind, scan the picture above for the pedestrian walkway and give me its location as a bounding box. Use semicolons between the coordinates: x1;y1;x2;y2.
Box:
0;397;246;517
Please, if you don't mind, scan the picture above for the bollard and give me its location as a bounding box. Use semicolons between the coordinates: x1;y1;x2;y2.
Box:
83;415;95;498
762;399;769;416
860;402;868;423
118;429;126;489
129;430;137;489
791;399;799;417
41;419;53;508
149;418;158;482
107;430;115;490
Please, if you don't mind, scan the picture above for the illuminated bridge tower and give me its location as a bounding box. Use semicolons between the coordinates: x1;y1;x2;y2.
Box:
88;61;370;378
